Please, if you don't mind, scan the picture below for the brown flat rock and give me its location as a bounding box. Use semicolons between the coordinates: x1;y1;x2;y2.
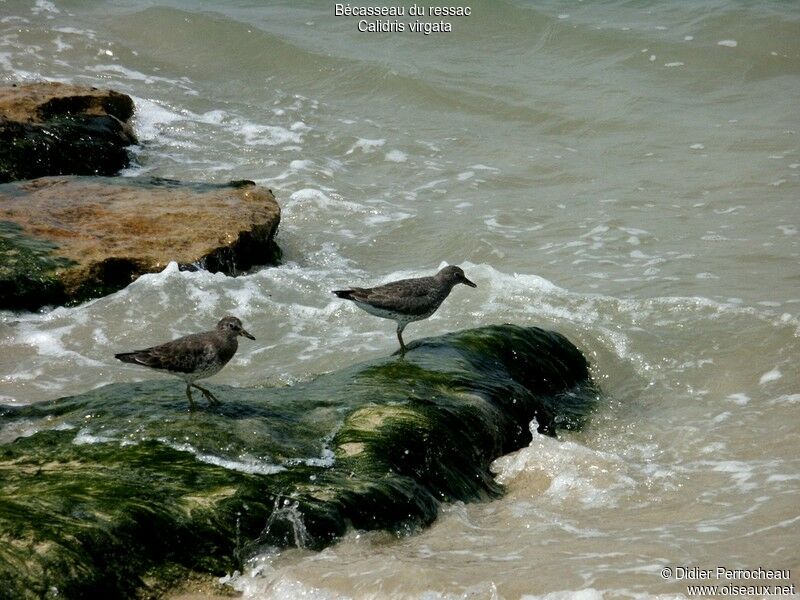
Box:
0;176;280;310
0;82;135;124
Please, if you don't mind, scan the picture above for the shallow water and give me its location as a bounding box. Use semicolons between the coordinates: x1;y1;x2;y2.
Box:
1;0;798;598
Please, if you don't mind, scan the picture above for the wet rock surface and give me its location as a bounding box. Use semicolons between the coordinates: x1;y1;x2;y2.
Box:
0;176;281;311
0;325;599;600
0;82;137;183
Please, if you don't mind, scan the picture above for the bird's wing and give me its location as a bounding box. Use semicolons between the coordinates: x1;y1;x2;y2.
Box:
123;333;218;373
350;277;438;316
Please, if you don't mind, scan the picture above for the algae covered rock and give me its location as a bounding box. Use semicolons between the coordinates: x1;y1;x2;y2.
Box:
0;325;599;599
0;82;137;183
0;176;281;310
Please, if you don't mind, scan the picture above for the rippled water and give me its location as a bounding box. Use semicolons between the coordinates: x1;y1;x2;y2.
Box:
1;0;798;598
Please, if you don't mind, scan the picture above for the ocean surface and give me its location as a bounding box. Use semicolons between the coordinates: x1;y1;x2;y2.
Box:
1;0;798;598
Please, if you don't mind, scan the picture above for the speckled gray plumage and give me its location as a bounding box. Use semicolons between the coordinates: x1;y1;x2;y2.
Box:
115;316;254;408
333;265;476;353
115;329;238;381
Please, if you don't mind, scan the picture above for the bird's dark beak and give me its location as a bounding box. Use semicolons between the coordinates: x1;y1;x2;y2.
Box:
240;329;256;340
463;277;477;288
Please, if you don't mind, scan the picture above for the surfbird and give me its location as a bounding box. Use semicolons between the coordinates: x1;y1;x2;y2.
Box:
333;265;477;354
114;316;255;409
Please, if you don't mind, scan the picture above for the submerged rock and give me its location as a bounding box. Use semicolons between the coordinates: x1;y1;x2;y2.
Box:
0;82;137;183
0;325;599;599
0;176;281;310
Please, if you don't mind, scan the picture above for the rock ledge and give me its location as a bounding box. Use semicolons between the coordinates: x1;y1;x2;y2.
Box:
0;176;280;310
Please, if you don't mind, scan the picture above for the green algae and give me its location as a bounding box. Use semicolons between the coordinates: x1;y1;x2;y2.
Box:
0;115;134;183
0;221;74;309
0;325;599;599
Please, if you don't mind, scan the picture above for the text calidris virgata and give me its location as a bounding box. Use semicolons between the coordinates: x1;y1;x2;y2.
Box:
333;265;477;354
114;316;255;409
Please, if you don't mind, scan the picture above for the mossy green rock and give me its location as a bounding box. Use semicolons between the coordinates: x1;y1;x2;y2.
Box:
0;220;77;308
0;325;599;599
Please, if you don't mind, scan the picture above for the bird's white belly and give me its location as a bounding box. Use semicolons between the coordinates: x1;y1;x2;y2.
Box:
174;363;224;384
352;300;430;324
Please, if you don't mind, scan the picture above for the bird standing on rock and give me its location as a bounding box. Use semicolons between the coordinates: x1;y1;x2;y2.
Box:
333;265;477;354
115;316;255;410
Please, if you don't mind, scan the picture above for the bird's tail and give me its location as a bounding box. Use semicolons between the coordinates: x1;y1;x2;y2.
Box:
332;290;354;300
115;351;142;364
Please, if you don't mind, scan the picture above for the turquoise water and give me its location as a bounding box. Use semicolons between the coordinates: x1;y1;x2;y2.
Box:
1;1;798;598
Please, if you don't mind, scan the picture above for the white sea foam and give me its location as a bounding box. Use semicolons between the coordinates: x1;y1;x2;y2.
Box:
363;211;412;226
0;419;38;443
73;428;116;445
492;422;636;509
414;178;448;192
51;26;95;37
759;368;782;384
769;393;800;406
718;39;738;47
86;63;181;85
17;322;103;368
197;109;227;124
286;188;364;212
124;94;312;173
385;149;408;162
289;159;314;170
726;393;750;406
162;441;286;475
702;459;760;492
130;97;185;141
241;123;302;146
345;138;385;154
52;36;71;52
285;448;335;468
0;51;15;73
32;0;59;15
229;574;350;600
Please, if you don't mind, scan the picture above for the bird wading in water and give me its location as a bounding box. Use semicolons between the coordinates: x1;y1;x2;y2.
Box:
115;316;255;409
333;265;477;354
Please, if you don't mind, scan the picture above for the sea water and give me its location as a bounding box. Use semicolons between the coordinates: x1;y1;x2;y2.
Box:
1;0;798;598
